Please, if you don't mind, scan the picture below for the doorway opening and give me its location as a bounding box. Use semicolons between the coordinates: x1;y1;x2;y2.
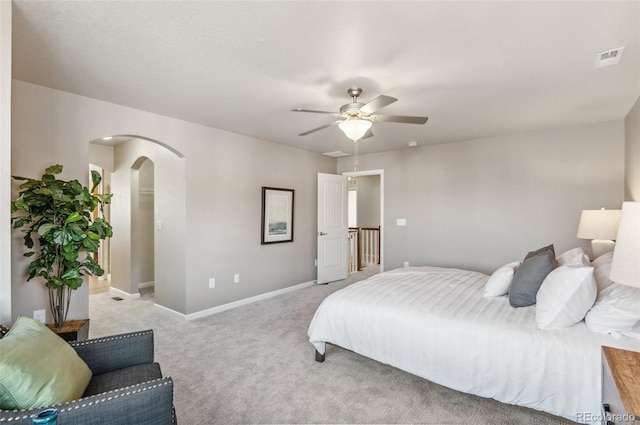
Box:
88;164;112;296
344;169;384;278
132;158;155;300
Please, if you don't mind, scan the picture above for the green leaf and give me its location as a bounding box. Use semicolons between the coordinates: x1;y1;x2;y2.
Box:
97;193;112;203
65;277;84;290
61;269;81;280
87;231;100;240
50;277;65;288
12;218;26;229
45;164;63;175
37;223;56;236
63;249;78;261
24;233;34;249
23;252;35;257
66;212;83;223
82;237;99;252
90;170;102;193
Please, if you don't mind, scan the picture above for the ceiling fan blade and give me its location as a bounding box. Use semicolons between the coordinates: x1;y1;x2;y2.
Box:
359;95;398;115
361;129;374;140
371;114;429;125
292;108;341;116
298;120;343;136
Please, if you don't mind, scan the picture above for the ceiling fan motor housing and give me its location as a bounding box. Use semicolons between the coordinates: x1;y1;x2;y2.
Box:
340;102;367;118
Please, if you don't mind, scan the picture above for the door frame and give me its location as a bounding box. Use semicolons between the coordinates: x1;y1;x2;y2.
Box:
342;169;384;273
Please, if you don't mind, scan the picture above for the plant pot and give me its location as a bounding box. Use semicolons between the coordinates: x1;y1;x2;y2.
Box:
46;319;89;341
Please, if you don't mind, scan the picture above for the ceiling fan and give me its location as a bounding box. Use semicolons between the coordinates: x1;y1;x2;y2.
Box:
292;87;429;142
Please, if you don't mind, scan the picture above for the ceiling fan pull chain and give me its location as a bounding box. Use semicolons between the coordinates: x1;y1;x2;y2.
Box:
354;141;359;171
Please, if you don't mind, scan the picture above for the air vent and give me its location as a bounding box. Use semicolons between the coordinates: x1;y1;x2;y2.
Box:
322;151;351;158
594;47;625;69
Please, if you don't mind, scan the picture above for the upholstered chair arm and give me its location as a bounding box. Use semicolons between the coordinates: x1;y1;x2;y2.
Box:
0;377;175;425
69;330;155;375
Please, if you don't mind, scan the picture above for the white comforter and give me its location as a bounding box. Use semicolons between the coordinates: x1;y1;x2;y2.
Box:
308;266;640;424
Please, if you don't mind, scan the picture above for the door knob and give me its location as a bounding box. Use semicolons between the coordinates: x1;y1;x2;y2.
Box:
318;232;328;236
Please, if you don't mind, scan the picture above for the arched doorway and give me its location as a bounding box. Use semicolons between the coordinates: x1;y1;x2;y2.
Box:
88;136;186;315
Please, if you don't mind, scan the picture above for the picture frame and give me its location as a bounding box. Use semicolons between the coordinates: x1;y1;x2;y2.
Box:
261;187;294;244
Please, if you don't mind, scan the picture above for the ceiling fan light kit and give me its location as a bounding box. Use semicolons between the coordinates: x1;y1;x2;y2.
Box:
338;118;372;142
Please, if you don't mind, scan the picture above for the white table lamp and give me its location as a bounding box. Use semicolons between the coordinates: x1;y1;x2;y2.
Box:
609;202;640;288
576;208;621;259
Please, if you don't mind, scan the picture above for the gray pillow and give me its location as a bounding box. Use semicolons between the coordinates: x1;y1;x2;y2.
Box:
509;253;556;308
524;244;555;260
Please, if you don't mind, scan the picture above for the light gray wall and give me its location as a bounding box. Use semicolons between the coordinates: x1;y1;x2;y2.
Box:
183;129;335;313
0;1;12;324
10;80;335;320
338;121;625;274
11;83;93;323
89;144;115;172
625;96;640;201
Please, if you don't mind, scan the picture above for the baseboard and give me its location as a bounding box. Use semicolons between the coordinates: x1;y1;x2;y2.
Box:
184;280;316;321
139;281;155;289
109;286;141;299
152;303;186;319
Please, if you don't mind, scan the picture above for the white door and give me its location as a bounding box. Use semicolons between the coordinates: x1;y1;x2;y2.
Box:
317;173;348;284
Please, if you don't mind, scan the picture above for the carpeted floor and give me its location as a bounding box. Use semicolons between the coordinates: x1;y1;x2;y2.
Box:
89;269;576;425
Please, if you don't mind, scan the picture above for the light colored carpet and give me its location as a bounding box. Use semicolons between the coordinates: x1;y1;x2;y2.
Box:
89;269;576;425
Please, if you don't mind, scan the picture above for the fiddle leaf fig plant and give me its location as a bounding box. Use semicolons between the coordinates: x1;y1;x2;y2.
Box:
11;164;113;327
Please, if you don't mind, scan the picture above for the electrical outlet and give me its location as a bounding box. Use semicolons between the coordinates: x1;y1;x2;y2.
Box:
209;278;216;288
33;309;46;323
234;274;240;283
404;261;409;268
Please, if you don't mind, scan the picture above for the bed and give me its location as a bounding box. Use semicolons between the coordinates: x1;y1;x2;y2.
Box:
308;250;640;424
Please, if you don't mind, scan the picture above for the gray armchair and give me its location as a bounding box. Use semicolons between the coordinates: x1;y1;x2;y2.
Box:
0;327;176;425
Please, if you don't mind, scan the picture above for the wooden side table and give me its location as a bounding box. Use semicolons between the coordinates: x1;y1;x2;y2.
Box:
602;346;640;424
46;319;90;341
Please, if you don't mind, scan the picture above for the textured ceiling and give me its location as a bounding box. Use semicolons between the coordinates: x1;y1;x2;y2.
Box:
11;1;640;156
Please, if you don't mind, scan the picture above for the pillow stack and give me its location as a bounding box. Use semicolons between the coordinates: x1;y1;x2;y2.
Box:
484;245;597;330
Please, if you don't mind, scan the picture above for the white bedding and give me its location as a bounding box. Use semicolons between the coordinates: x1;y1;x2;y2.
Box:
308;266;640;424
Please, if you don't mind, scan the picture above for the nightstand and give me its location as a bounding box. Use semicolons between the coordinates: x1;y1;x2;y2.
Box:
602;346;640;424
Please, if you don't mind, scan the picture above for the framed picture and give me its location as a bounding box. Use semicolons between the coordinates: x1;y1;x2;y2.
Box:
261;187;294;244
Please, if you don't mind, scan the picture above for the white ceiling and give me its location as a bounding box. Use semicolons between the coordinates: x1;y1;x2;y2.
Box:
11;1;640;156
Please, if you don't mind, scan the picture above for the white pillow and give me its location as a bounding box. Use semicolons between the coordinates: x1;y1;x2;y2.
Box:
585;283;640;338
536;265;596;329
585;250;640;338
590;251;615;293
556;247;590;267
483;262;520;297
584;252;640;338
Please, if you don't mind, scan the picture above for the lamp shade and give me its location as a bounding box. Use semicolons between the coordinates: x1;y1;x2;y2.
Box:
609;202;640;288
338;119;372;142
576;208;621;240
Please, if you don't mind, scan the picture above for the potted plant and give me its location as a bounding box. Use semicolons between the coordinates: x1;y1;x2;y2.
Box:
11;164;113;328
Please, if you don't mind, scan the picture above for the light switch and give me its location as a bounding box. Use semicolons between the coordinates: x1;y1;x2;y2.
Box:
156;220;163;231
396;218;407;226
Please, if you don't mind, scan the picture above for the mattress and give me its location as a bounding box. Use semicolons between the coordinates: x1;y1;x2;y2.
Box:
308;266;640;424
